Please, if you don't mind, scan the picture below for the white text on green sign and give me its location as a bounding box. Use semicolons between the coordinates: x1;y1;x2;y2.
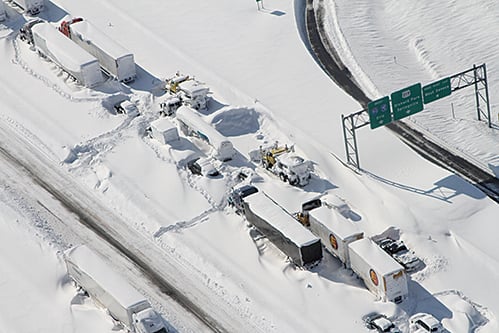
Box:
368;96;391;129
391;83;423;121
423;77;451;104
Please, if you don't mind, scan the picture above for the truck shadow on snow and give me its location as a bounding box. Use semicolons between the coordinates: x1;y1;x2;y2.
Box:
37;1;68;22
126;65;165;96
310;253;366;288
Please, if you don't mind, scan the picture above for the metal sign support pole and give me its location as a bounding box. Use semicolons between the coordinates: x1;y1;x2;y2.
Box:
341;109;370;170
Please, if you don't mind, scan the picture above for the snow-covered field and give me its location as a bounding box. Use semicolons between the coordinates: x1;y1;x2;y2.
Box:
0;0;497;332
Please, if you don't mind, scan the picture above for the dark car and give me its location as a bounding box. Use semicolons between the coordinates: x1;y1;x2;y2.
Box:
187;157;219;177
363;312;401;333
379;238;421;272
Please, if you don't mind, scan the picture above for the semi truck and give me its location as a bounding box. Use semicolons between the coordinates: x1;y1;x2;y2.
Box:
0;1;6;21
242;190;323;267
13;0;44;15
348;238;408;303
31;22;103;88
65;245;168;333
295;195;362;267
176;105;236;161
307;204;364;268
59;18;136;83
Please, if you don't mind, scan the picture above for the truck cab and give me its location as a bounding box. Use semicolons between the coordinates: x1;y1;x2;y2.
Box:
273;153;311;186
133;308;168;333
259;143;311;187
228;184;259;214
178;80;210;111
19;19;44;44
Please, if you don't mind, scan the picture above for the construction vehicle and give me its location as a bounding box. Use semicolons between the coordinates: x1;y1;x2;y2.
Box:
163;72;210;112
165;72;191;94
259;143;311;187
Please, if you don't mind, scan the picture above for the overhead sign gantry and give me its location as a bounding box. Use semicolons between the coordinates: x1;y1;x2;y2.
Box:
342;64;492;170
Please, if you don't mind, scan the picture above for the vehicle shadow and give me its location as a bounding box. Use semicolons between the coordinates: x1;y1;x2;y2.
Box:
38;1;68;22
401;280;452;322
126;65;165;97
310;252;366;289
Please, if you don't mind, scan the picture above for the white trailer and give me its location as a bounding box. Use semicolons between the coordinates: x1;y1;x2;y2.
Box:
13;0;44;15
31;22;103;88
65;245;167;333
60;18;136;83
148;118;179;144
0;1;5;21
243;191;323;267
176;105;236;161
348;238;408;303
308;205;363;267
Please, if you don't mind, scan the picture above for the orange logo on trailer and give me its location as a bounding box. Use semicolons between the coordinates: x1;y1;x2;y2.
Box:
329;234;338;250
369;269;379;286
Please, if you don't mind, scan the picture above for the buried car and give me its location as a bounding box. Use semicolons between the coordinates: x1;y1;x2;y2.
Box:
363;312;401;333
187;157;219;177
379;238;421;272
114;100;139;117
409;313;444;333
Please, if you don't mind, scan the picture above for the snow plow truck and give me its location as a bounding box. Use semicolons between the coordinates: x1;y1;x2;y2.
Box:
259;143;311;187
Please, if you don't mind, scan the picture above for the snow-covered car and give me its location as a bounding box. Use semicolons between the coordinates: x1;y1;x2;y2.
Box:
409;313;444;333
363;312;401;333
113;100;139;117
379;238;421;271
187;157;219;177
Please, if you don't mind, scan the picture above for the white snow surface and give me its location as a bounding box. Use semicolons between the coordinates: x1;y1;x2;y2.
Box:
0;0;497;333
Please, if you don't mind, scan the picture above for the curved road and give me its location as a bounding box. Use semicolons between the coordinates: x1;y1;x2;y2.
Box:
304;0;499;203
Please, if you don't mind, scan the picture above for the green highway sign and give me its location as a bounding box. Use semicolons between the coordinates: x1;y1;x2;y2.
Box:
368;96;392;129
423;77;451;104
391;83;423;121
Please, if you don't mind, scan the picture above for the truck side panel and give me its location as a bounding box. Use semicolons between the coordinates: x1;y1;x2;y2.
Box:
66;260;132;326
0;1;6;22
308;207;363;267
69;21;136;82
347;243;384;299
242;192;322;266
64;246;155;331
244;203;303;265
348;238;407;303
32;23;103;88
